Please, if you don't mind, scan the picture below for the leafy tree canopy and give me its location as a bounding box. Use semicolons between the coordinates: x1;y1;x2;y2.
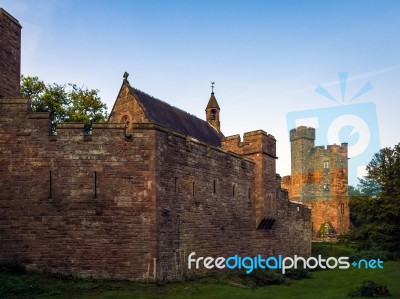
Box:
21;75;108;125
343;143;400;253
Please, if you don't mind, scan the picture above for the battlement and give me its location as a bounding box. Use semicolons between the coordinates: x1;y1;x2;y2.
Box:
0;98;131;142
0;97;29;109
222;129;276;157
310;143;348;156
290;126;315;141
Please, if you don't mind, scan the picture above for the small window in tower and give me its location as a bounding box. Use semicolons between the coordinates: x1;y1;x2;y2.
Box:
248;187;251;200
339;158;344;167
192;182;195;197
323;184;330;191
323;161;330;169
232;184;236;198
340;203;345;214
210;109;216;120
213;179;216;195
174;177;178;193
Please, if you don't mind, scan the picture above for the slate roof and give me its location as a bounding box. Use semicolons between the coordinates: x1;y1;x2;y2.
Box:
130;86;222;147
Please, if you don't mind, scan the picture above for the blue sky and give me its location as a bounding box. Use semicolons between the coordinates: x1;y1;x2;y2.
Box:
2;0;399;184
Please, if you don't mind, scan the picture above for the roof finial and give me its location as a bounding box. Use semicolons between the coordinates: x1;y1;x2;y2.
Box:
211;81;215;94
123;72;129;83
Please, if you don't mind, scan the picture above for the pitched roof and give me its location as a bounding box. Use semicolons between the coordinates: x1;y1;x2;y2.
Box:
129;85;222;147
206;92;220;109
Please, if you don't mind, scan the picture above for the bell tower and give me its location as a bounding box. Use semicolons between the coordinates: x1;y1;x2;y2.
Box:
205;82;221;133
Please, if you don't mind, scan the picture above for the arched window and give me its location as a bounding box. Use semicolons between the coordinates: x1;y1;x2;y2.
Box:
210;109;217;120
121;115;130;128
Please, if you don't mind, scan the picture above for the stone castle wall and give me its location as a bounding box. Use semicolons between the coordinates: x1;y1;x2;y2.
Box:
156;128;311;280
0;98;311;280
0;9;311;280
0;98;158;279
221;131;277;222
0;8;21;97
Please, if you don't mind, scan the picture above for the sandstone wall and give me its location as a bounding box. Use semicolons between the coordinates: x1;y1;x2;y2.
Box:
0;98;311;281
0;98;158;280
0;9;21;97
157;130;311;280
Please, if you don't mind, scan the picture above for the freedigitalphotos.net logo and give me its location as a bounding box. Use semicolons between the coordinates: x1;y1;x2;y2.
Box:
286;72;380;185
188;252;384;274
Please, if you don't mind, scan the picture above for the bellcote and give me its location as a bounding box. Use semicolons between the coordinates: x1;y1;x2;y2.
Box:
205;86;221;133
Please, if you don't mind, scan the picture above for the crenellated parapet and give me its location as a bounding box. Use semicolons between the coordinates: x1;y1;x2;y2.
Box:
222;130;276;158
311;143;348;156
290;126;315;141
0;97;129;141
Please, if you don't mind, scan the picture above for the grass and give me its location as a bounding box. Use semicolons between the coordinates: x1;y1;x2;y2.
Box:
1;243;399;299
312;242;357;258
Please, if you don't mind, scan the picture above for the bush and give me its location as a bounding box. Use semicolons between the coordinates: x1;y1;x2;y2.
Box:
284;268;311;280
238;269;286;287
349;250;391;262
348;280;390;297
0;260;26;274
0;276;45;297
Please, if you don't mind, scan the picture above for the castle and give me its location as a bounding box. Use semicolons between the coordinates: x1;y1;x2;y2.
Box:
0;8;311;281
281;126;350;239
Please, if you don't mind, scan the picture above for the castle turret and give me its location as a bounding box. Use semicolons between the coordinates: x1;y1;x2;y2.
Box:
0;8;22;97
285;126;350;239
205;83;221;133
290;126;315;175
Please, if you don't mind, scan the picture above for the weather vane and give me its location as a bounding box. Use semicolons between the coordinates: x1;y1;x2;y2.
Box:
211;81;215;93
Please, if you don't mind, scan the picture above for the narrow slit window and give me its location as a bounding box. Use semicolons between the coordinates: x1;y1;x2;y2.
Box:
232;184;236;198
48;170;52;199
340;203;345;214
248;187;251;200
213;180;216;195
174;177;178;193
192;182;195;198
94;171;97;199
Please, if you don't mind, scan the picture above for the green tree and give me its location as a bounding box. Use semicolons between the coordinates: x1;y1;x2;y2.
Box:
348;185;362;196
367;145;400;198
21;75;108;127
343;143;400;252
357;178;381;196
67;84;107;123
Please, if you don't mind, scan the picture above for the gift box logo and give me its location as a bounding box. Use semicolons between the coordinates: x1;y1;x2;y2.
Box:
286;72;381;186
